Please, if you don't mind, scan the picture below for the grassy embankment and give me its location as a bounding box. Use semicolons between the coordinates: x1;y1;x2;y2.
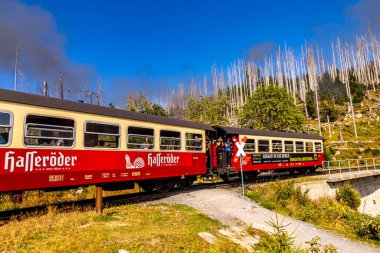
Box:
245;179;380;247
310;90;380;161
0;204;248;253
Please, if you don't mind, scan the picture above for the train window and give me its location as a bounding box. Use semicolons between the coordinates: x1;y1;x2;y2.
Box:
84;122;120;149
272;140;283;153
0;111;12;146
244;139;255;153
315;142;322;152
295;141;304;152
185;133;203;151
127;127;154;150
258;140;270;152
306;142;313;152
284;141;294;152
160;130;181;150
24;115;74;147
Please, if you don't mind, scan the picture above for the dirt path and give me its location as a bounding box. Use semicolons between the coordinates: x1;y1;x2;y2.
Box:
153;188;380;253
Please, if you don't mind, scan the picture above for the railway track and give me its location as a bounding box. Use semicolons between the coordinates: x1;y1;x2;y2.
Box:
0;182;237;223
0;171;322;223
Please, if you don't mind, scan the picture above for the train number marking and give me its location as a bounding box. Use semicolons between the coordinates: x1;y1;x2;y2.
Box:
49;175;64;182
132;171;140;176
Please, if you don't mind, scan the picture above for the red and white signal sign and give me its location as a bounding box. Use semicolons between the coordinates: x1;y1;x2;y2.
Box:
232;136;250;164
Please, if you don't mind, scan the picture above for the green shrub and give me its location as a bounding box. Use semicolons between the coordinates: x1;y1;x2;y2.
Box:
322;244;338;253
262;201;275;211
256;215;337;253
305;237;338;253
324;147;334;161
292;187;311;206
273;181;296;206
256;215;299;253
272;181;311;208
371;149;380;156
346;212;380;240
336;182;361;210
364;147;372;154
246;192;260;203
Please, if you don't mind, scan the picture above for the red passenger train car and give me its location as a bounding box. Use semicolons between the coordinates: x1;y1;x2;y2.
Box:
0;89;212;193
210;127;324;180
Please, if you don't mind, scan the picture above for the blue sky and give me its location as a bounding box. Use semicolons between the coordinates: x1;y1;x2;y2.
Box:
0;0;378;103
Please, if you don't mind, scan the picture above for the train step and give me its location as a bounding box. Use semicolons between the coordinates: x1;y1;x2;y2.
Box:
226;166;238;172
227;167;239;181
227;176;240;181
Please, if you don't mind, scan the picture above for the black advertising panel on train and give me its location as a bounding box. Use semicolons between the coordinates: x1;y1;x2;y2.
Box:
251;153;318;164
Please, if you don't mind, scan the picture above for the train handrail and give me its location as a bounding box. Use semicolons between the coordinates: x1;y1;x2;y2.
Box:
322;157;380;174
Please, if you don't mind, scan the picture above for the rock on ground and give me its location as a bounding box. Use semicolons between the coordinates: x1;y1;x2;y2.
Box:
198;232;218;244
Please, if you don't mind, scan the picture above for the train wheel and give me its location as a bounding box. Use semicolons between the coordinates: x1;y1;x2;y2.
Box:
220;174;229;182
178;180;186;189
297;169;307;175
244;172;259;181
288;169;295;175
178;177;194;190
139;181;156;193
309;167;317;173
141;185;155;193
156;181;172;193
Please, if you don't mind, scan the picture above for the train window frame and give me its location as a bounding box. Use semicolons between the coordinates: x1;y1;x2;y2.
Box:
84;120;120;149
258;139;270;153
0;110;13;147
295;141;305;153
305;141;314;152
244;139;256;153
23;114;76;148
284;140;294;153
315;142;322;152
185;133;203;151
272;140;283;153
160;130;181;151
127;126;154;150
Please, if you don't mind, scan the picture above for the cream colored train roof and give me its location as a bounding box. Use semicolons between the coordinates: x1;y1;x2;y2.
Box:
0;88;215;131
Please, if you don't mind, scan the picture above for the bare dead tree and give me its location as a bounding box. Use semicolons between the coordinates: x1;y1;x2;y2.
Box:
59;75;64;99
43;81;48;96
97;79;103;106
336;38;358;138
306;48;322;136
17;70;25;92
14;46;19;91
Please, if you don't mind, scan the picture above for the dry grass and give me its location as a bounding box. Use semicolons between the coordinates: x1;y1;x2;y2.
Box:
0;204;248;253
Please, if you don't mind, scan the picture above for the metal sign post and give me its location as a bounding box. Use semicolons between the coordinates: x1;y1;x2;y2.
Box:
239;154;245;196
233;136;248;196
